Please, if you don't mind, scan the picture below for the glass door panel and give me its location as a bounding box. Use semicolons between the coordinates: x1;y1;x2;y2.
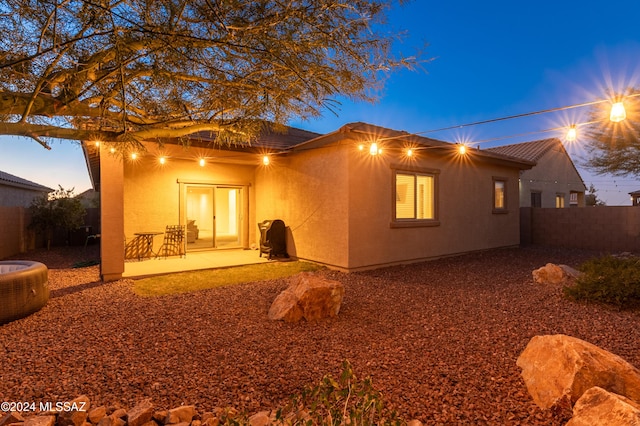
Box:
215;187;241;248
186;186;214;250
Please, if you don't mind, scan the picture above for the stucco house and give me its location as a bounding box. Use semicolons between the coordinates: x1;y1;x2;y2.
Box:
486;138;586;208
0;170;52;207
84;122;534;281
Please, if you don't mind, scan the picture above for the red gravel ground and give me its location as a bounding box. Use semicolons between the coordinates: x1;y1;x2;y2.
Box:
2;246;640;425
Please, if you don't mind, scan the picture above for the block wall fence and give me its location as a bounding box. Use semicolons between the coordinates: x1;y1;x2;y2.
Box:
521;206;640;252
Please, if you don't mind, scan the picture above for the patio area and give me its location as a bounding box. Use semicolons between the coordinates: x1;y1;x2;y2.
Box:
123;248;269;278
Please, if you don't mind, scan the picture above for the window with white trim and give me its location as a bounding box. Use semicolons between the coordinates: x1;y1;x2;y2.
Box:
394;171;437;222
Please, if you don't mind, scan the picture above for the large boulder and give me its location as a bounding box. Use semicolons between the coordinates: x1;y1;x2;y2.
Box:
268;273;344;322
517;334;640;409
532;263;582;286
566;386;640;426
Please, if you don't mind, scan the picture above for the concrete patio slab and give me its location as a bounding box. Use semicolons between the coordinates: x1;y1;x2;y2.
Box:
123;248;269;278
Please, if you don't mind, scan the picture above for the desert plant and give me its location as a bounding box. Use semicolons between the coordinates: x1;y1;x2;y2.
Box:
564;255;640;308
273;360;403;426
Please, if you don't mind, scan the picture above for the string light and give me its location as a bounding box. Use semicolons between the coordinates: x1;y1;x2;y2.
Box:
369;142;379;155
457;144;467;155
199;158;205;167
159;156;166;165
406;148;414;157
566;125;577;142
262;155;270;165
610;102;626;122
130;153;137;160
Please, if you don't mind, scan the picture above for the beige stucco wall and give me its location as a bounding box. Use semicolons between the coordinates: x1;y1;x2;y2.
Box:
346;148;521;270
255;140;523;271
122;143;258;251
254;144;350;267
519;147;586;207
101;136;527;276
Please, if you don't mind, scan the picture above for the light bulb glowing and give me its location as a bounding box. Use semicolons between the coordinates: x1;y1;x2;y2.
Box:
358;144;364;151
406;148;413;157
262;155;270;165
369;143;379;156
159;156;166;165
610;102;626;122
131;153;137;160
94;141;100;147
566;126;577;142
109;147;116;153
457;144;467;155
199;158;205;167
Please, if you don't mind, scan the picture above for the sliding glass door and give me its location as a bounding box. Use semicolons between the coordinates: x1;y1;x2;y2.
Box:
185;185;242;250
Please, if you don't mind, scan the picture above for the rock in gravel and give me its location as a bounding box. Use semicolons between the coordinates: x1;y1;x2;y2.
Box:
87;407;107;424
0;413;24;426
268;272;344;322
126;400;154;426
24;416;55;426
532;263;581;285
566;386;640;426
517;334;640;409
164;406;195;425
247;411;270;426
57;395;90;426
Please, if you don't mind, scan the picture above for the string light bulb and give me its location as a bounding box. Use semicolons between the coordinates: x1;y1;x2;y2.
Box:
159;156;166;165
457;144;467;155
94;141;100;147
130;153;137;160
199;158;205;167
406;148;414;157
566;125;577;142
262;155;270;165
369;142;379;155
610;102;626;122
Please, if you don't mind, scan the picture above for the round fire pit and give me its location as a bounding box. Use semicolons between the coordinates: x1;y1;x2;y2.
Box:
0;261;49;325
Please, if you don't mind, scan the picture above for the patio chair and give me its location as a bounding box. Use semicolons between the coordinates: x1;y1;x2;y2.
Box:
156;225;186;258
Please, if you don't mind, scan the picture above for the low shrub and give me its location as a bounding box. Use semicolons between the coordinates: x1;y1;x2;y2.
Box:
564;255;640;309
216;360;403;425
274;359;403;426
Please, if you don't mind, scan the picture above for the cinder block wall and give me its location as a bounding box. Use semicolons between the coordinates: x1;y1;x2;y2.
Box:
522;206;640;252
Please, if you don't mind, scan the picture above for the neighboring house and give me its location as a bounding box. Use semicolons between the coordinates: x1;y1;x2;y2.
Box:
487;138;586;208
0;170;52;207
83;122;534;281
630;190;640;206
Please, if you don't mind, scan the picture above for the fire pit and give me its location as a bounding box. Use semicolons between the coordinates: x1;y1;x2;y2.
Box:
0;261;49;325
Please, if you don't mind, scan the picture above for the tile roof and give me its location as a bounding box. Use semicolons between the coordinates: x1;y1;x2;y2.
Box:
0;170;52;192
187;125;322;151
485;138;561;162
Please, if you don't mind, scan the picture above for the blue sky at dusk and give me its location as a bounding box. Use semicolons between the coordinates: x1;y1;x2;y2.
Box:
1;0;639;204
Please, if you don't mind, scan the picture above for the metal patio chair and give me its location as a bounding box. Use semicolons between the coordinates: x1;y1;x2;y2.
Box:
156;225;186;258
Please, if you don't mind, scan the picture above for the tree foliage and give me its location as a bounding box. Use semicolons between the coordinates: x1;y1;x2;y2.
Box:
585;183;605;206
29;185;86;248
583;88;640;177
0;0;421;150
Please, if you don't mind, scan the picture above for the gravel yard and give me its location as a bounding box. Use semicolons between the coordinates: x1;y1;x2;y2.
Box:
2;246;640;425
